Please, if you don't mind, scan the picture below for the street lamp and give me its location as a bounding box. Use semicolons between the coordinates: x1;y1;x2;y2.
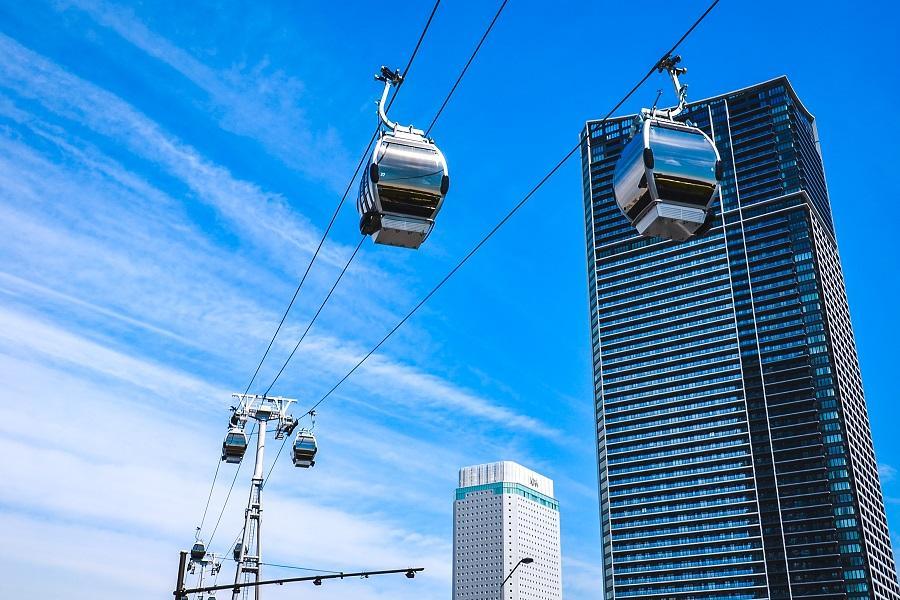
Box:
500;557;534;598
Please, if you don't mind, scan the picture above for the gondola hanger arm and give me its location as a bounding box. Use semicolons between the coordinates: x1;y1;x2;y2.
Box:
376;66;403;130
649;55;689;119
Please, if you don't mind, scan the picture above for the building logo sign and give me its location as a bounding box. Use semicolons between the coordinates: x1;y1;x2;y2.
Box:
529;477;539;488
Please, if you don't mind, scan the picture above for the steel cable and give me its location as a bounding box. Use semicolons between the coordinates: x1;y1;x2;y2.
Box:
260;0;509;397
296;0;723;419
199;0;444;550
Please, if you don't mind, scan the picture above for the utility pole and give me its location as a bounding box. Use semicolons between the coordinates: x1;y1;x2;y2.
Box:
175;551;188;600
228;394;297;600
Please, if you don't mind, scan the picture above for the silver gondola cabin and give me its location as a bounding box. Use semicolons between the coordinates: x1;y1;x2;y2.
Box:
358;67;449;249
190;540;207;562
221;426;248;464
292;429;317;468
613;56;723;242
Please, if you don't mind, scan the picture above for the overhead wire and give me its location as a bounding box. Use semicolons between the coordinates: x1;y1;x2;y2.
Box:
210;0;511;557
246;0;443;400
216;404;312;556
262;236;365;397
213;427;302;572
201;0;444;552
195;147;373;542
425;0;509;137
206;0;720;558
240;0;440;401
219;556;342;574
261;0;509;398
262;426;290;486
205;421;255;550
196;459;221;534
296;0;722;420
203;420;283;547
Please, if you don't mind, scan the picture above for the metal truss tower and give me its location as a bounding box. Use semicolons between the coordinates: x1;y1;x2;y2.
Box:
228;394;297;600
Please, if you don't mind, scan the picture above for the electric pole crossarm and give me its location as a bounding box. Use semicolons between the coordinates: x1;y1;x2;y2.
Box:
177;567;425;596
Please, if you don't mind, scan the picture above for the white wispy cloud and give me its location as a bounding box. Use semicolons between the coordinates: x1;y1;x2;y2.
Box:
0;31;419;349
280;332;562;440
0;514;175;596
57;0;353;190
0;272;194;346
0;25;559;444
0;32;349;273
0;128;292;358
560;555;604;600
0;108;549;436
0;22;585;600
0;342;451;598
0;306;226;404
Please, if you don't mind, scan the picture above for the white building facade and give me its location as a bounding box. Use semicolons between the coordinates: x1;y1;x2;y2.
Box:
453;461;562;600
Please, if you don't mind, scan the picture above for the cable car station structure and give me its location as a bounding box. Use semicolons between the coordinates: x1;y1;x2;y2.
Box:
177;394;424;600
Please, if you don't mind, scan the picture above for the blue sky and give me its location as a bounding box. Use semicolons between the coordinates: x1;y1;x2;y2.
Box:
0;1;898;599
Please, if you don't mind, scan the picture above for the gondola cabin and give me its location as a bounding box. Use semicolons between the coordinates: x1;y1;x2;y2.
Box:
190;541;207;562
221;427;248;464
613;116;722;242
358;129;449;249
233;542;246;561
292;430;317;468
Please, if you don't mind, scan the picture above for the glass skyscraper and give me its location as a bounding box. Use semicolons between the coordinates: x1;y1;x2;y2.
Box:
580;77;898;600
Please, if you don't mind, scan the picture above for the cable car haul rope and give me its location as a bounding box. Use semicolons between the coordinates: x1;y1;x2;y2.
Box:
180;0;724;595
298;0;724;420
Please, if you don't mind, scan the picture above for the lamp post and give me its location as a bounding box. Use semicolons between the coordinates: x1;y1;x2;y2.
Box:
500;557;533;599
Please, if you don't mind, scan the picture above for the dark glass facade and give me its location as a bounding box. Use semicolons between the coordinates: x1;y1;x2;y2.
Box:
581;77;899;600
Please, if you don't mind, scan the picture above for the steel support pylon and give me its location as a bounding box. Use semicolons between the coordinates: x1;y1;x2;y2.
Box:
228;394;296;600
232;420;266;600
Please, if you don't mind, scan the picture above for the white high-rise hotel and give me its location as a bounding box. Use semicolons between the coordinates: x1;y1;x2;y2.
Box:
453;461;562;600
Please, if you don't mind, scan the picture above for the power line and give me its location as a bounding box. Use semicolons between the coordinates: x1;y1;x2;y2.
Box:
206;407;303;551
297;0;722;420
251;0;447;397
241;0;442;401
395;0;442;89
194;144;373;540
238;148;372;399
196;459;220;534
213;425;288;557
259;562;340;573
262;433;288;486
203;406;294;550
